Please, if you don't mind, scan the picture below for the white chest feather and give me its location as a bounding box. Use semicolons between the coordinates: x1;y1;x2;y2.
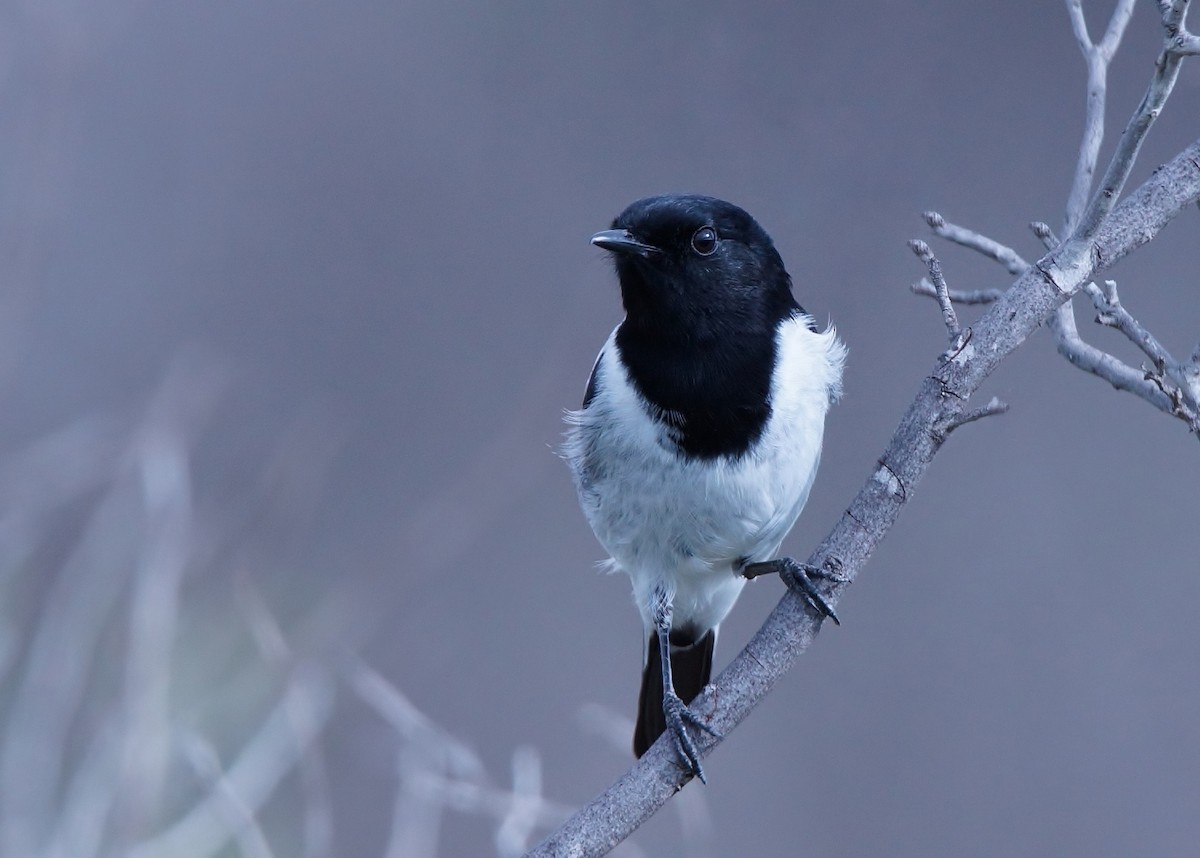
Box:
564;314;846;630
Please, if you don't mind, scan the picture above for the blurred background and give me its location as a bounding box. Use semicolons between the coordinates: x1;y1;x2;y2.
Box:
1;1;1197;856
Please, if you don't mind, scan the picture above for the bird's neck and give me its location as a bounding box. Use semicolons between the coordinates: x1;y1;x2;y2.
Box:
615;315;784;460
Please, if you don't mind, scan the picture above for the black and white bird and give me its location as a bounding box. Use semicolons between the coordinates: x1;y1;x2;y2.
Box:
564;194;846;781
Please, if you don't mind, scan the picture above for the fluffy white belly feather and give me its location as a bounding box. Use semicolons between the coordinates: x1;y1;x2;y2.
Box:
565;314;845;635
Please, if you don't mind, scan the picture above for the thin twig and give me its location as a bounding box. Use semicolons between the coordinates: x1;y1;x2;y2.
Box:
1073;1;1190;240
934;396;1010;440
911;278;1005;305
1064;0;1138;233
1050;296;1199;432
909;240;961;339
344;657;483;779
922;211;1029;275
1084;280;1176;368
1030;221;1060;250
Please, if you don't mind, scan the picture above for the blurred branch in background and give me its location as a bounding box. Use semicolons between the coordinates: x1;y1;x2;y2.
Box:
0;354;607;858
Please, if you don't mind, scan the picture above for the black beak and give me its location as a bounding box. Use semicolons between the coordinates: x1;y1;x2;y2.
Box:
590;229;661;258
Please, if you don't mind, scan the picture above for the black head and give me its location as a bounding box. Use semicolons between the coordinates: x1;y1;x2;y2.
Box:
591;194;800;342
589;195;807;459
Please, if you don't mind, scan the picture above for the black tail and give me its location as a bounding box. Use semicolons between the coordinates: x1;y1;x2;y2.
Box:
633;628;716;758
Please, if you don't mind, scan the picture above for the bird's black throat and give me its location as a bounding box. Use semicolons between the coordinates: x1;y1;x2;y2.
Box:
614;310;794;460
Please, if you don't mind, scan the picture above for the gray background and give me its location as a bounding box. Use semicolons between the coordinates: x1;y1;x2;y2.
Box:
3;1;1198;855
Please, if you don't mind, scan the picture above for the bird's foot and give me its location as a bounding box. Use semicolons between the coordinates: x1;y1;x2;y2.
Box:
661;691;722;784
743;557;842;625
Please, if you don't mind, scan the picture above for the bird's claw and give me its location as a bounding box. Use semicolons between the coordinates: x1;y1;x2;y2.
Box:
779;558;841;625
740;557;843;624
661;691;721;784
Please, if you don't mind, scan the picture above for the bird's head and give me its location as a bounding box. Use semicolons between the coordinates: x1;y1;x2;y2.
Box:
591;194;797;341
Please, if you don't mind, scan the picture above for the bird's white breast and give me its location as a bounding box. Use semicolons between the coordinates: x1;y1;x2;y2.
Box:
565;314;846;632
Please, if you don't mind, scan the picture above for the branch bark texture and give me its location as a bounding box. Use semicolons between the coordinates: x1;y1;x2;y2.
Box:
530;139;1200;858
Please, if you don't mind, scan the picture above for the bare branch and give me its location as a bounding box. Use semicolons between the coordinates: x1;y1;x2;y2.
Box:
344;657;483;779
1097;0;1139;58
909;239;961;339
1064;0;1137;233
236;578;335;858
115;431;193;843
934;396;1010;440
1172;31;1200;53
1050;296;1200;433
1081;278;1200;430
1030;221;1060;250
0;477;141;858
911;277;1004;305
126;666;335;858
43;713;123;858
1188;341;1200;371
178;732;279;858
1072;3;1190;240
532;135;1200;858
922;211;1028;275
1084;280;1176;367
495;746;546;858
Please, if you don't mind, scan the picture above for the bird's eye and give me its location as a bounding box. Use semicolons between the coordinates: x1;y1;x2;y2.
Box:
691;226;718;256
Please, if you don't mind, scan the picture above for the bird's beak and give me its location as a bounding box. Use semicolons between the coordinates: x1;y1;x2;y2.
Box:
590;229;661;258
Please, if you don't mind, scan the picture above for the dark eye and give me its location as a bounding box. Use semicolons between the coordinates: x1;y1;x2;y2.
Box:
691;226;718;256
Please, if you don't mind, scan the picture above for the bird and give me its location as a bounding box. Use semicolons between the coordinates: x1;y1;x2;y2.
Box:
563;194;847;782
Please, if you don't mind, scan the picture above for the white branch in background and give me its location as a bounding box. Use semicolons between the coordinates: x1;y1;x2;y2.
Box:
0;475;144;858
126;666;336;858
345;658;484;779
236;577;335;858
42;713;123;858
178;732;279;858
115;430;194;843
0;356;227;858
347;658;574;857
494;746;544;858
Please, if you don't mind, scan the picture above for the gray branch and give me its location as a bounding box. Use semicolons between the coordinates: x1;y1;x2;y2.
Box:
531;6;1200;853
532;135;1200;858
1049;296;1188;425
911;277;1005;305
922;211;1028;276
1064;0;1137;233
1045;1;1200;437
1071;1;1189;240
908;240;961;339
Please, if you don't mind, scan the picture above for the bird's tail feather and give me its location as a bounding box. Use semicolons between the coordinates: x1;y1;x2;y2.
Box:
633;628;716;758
